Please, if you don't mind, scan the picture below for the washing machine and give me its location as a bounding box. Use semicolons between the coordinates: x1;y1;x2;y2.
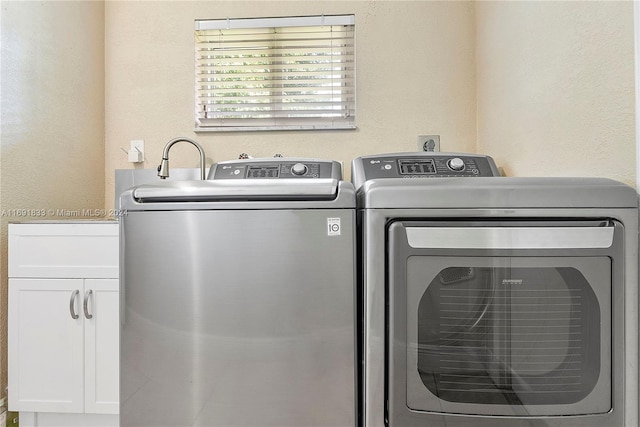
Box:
351;152;638;427
119;158;356;427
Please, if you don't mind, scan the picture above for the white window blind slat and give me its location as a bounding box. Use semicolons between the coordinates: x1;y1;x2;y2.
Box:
200;67;355;75
195;15;356;131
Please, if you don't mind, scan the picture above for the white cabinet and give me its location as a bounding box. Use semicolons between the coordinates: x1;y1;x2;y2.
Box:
8;222;119;426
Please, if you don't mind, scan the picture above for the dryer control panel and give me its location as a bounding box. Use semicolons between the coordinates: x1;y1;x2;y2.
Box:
209;158;341;180
352;152;500;184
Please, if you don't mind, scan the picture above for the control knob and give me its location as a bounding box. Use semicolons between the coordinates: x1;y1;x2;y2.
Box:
291;163;308;176
447;157;465;171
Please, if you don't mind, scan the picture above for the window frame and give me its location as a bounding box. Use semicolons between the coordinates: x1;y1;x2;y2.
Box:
194;15;356;132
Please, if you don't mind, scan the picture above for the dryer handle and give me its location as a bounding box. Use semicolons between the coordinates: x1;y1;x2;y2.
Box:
405;226;615;250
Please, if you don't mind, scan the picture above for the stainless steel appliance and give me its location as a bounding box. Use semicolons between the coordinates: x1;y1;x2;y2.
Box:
351;152;638;427
119;158;356;427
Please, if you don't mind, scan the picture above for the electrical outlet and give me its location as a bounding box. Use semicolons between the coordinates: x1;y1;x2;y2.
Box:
418;135;440;152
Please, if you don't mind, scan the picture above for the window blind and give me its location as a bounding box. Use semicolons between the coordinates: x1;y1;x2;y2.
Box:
195;15;356;131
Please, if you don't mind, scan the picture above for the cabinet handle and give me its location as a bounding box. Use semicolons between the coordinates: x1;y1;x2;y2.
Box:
69;290;80;320
83;289;93;319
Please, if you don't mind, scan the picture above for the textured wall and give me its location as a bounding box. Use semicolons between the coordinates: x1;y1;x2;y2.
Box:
476;1;635;185
104;1;478;208
0;1;105;391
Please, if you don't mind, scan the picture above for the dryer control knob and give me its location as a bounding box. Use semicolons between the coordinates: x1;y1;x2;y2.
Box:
291;163;308;176
448;158;465;171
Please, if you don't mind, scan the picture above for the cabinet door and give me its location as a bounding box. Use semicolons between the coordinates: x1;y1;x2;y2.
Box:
8;278;84;413
84;279;119;414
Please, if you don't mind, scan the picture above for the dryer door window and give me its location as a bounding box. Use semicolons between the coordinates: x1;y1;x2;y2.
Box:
387;221;620;419
412;262;606;411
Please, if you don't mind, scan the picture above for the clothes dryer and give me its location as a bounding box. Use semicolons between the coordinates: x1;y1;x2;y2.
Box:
352;152;638;427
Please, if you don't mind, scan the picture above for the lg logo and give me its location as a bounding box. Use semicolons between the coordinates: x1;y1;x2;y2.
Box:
327;218;341;236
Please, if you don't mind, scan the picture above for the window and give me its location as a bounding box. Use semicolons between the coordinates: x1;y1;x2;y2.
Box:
194;15;356;132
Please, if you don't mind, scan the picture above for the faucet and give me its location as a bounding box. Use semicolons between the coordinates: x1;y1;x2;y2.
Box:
157;137;206;180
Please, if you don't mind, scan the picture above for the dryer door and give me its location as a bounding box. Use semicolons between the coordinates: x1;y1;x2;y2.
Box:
387;220;623;423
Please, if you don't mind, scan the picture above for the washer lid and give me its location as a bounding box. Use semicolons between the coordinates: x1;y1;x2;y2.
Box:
119;157;356;208
130;178;340;203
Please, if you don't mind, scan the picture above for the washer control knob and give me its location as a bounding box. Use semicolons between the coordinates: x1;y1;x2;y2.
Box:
447;157;465;171
291;163;308;176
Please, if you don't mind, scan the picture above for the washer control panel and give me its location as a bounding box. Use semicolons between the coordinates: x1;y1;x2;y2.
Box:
209;159;336;180
354;153;500;182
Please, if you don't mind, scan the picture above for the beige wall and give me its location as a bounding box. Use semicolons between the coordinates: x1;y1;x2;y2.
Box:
476;1;635;185
104;0;636;206
105;1;478;208
0;1;106;389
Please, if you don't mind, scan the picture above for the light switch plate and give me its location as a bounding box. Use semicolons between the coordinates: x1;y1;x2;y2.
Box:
130;140;145;163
